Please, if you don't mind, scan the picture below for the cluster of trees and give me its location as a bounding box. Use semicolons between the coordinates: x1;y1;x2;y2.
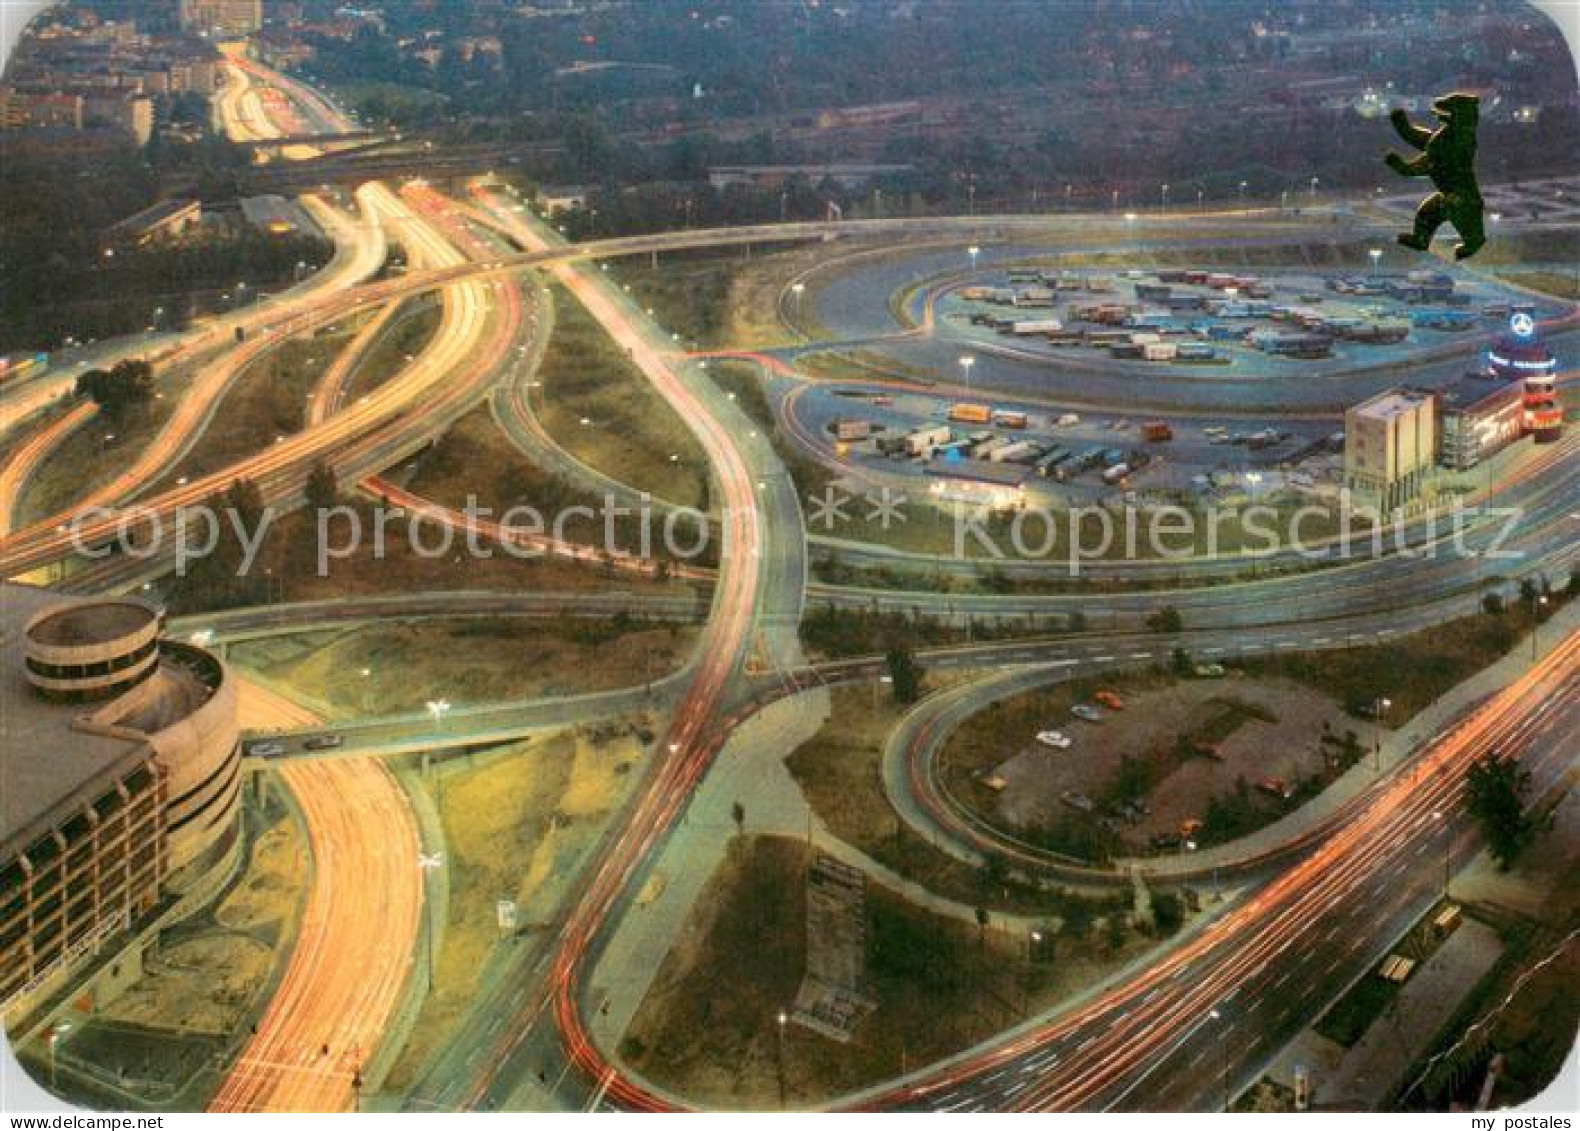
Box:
1464;753;1540;870
292;0;1578;217
75;358;153;421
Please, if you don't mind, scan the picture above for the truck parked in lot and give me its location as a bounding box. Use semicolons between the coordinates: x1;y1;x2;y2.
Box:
949;402;993;424
1008;319;1062;335
904;424;952;456
1142;421;1173;442
990;439;1040;463
991;409;1029;428
832;418;871;441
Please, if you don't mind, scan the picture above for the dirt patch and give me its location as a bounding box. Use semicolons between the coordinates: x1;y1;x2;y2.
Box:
229;617;697;721
621;834;1160;1108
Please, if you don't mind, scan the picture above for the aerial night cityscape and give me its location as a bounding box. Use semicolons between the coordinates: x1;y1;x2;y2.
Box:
0;0;1577;1120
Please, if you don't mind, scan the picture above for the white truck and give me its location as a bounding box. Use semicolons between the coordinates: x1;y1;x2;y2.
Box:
904;424;952;457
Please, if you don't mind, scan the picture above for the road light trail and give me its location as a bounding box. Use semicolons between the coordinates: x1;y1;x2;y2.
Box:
212;680;423;1113
0;402;97;537
874;630;1579;1111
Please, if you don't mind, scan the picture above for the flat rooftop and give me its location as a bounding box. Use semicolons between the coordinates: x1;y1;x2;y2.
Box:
2;584;150;852
26;598;155;647
1352;389;1431;420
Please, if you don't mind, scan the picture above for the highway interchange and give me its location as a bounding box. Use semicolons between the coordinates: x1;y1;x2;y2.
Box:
3;43;1576;1114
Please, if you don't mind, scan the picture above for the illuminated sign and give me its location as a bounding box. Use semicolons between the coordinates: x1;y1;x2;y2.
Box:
1487;353;1556;372
1510;312;1536;337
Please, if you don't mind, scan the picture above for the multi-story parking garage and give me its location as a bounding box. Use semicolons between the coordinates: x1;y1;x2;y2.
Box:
0;584;239;1021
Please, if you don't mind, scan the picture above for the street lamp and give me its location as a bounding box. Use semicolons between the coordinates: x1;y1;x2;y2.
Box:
1373;696;1391;770
426;698;451;734
776;1009;789;1108
1238;180;1248;206
1432;810;1451;896
966;245;980;273
1245;471;1262;501
1160;183;1169;209
1310;175;1320;201
417;851;444;987
1533;593;1550;659
958;355;975;391
1369;247;1383;275
47;1021;72;1091
1208;1008;1229;1110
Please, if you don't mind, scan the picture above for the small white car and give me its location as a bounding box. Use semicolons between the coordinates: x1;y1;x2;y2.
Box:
1036;730;1073;750
247;740;286;758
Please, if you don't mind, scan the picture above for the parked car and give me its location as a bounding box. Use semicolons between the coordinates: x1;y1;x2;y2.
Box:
1193;663;1227;678
246;740;286;758
1036;730;1073;749
302;734;344;751
1070;703;1105;722
1094;690;1124;711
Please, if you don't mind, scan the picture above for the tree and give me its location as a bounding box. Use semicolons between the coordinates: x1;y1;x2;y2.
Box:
1152;892;1185;933
76;357;153;421
1482;592;1505;616
1172;646;1193;676
1066;610;1087;633
1147;606;1183;634
974;907;990;952
731;800;745;836
304;460;339;512
885;645;922;704
1465;753;1536;869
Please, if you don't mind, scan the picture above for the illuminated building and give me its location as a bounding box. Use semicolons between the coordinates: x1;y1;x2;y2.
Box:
1486;311;1562;443
1343;388;1437;511
1;586;239;1023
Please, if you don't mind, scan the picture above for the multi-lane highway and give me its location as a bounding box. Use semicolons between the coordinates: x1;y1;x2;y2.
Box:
21;46;1577;1116
866;629;1578;1112
211;680;423;1113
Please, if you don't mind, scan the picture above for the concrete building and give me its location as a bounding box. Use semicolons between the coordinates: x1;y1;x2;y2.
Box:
1343;387;1437;512
1;586;239;1022
179;0;263;37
